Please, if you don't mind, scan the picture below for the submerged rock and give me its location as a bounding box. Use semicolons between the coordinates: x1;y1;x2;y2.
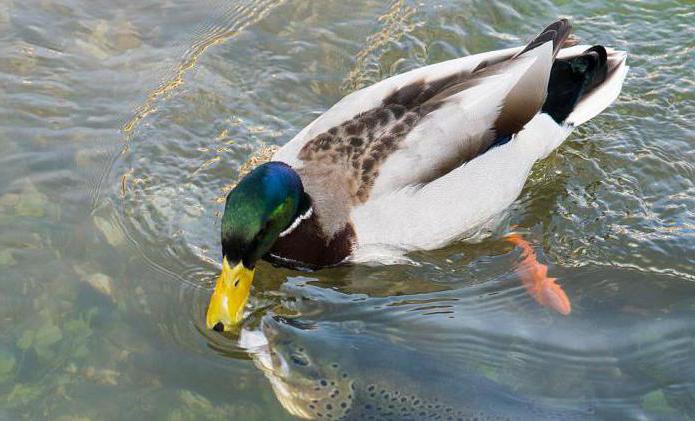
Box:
112;18;142;52
0;3;9;33
0;250;17;267
0;347;16;383
82;366;120;386
74;148;112;170
0;193;20;209
168;389;260;421
15;183;47;218
84;273;115;302
55;416;92;421
641;389;678;417
92;215;126;248
4;383;43;409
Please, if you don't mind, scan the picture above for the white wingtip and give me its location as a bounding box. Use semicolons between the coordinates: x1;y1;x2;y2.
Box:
566;51;628;126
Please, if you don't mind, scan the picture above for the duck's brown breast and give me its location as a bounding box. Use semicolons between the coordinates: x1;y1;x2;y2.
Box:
265;211;355;270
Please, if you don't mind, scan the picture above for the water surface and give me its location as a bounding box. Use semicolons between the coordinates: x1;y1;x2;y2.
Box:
0;0;693;419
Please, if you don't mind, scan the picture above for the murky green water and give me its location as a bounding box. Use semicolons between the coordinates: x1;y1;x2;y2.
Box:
0;0;693;419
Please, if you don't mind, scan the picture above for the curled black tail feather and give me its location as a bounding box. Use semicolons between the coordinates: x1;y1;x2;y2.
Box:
542;45;609;123
516;18;572;58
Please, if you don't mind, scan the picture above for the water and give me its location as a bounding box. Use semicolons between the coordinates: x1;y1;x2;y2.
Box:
0;0;693;419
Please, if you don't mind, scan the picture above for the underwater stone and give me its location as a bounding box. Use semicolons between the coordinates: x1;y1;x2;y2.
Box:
0;347;16;383
4;383;43;408
0;3;8;32
93;215;126;247
82;366;120;386
0;249;17;267
112;19;142;52
0;193;20;208
15;183;47;218
7;42;38;76
33;324;63;349
82;273;115;301
74;148;111;169
55;416;92;421
641;389;677;415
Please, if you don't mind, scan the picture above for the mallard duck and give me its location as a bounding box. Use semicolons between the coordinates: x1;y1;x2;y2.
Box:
207;19;628;331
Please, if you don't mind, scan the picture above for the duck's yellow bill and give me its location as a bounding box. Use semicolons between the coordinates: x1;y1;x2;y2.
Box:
206;258;255;331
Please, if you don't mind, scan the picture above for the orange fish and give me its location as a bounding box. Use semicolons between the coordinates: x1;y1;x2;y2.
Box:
506;233;571;316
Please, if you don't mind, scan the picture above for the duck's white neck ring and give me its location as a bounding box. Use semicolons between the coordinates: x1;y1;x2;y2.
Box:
279;206;313;238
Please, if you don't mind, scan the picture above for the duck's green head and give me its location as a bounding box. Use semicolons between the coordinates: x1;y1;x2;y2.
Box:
207;161;308;331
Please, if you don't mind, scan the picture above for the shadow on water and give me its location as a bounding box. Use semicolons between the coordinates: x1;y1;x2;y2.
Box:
0;0;693;419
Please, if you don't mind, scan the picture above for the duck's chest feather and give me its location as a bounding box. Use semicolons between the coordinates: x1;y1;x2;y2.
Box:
264;212;355;270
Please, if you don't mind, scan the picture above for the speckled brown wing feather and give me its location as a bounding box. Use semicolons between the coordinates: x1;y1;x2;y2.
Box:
296;67;501;205
298;102;426;204
296;19;570;206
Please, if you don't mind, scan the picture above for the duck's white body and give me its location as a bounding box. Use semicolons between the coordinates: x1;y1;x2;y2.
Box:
350;113;572;261
269;20;628;266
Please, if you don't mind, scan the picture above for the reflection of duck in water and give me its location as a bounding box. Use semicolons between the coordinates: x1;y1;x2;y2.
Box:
241;317;593;420
206;19;627;330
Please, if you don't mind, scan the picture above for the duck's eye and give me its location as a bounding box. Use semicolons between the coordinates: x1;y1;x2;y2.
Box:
255;222;270;242
247;224;270;254
290;352;309;367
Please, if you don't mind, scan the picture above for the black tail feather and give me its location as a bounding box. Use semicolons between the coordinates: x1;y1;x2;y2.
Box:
542;45;609;123
516;18;572;58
